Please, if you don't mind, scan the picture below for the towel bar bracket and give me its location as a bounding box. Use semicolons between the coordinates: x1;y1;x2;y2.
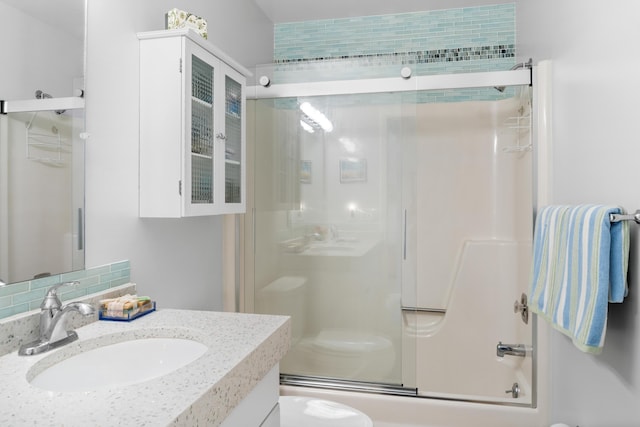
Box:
610;210;640;224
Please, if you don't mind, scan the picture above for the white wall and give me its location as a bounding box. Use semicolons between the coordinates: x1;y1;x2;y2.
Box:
85;0;273;310
0;1;83;100
517;1;640;425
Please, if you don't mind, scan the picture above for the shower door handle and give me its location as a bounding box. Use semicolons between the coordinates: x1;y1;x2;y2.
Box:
252;207;256;256
403;209;407;260
77;208;83;250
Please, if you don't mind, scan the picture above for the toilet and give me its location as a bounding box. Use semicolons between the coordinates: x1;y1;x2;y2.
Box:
259;279;377;425
259;276;395;381
294;329;395;380
258;276;308;343
279;396;373;427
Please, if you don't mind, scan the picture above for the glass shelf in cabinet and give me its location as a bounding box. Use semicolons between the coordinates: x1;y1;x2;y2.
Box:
192;96;213;108
191;152;213;160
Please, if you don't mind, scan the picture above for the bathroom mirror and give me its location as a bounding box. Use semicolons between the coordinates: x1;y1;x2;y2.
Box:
0;0;86;285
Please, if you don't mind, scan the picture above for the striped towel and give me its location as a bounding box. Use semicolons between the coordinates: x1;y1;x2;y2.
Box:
528;205;630;353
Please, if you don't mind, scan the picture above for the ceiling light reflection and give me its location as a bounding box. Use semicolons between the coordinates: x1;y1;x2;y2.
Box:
300;102;333;132
300;120;315;133
339;137;356;153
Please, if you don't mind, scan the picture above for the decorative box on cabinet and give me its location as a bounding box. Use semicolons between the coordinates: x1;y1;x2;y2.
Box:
138;29;249;217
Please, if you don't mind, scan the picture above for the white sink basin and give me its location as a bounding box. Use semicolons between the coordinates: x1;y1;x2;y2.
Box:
29;337;208;392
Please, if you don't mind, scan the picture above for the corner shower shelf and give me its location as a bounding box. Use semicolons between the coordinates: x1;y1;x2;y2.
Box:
25;113;71;167
501;100;532;153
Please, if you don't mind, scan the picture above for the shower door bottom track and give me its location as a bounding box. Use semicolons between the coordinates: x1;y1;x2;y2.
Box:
281;374;535;408
280;374;418;397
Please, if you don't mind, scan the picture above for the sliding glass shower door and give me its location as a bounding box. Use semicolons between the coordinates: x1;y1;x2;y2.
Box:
250;93;414;386
400;87;534;404
247;82;535;405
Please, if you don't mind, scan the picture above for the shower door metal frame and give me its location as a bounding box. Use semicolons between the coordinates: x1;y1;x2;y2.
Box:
245;66;538;408
247;68;530;100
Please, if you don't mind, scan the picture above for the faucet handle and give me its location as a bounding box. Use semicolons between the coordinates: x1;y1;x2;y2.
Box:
41;281;80;310
505;382;520;398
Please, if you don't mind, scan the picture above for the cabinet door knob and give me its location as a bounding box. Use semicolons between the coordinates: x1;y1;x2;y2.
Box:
216;133;227;141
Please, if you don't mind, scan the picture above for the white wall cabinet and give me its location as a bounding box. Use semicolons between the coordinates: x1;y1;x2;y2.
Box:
138;29;249;217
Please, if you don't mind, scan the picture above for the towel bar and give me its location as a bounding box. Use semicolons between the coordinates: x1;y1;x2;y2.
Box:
609;210;640;224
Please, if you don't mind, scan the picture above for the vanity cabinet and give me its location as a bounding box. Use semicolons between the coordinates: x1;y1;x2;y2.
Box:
138;29;249;217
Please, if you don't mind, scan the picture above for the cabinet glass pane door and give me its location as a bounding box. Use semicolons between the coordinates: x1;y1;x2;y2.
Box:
191;55;214;204
224;75;242;203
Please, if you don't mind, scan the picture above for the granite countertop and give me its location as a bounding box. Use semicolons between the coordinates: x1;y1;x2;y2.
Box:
0;309;290;426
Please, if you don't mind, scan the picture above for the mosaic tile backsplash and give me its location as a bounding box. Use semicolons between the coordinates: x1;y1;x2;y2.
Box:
260;4;519;103
0;260;130;319
269;4;516;85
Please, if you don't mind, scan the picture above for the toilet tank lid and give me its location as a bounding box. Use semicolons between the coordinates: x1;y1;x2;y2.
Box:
279;396;372;427
263;276;307;292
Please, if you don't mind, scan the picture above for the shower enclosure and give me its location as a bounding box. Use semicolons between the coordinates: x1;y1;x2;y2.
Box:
243;64;535;406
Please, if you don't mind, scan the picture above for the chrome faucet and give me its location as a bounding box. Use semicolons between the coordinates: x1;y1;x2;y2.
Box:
39;281;75;337
19;282;95;356
496;342;528;358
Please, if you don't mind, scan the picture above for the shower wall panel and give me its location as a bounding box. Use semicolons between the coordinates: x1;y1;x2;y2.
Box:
403;96;532;311
401;91;533;403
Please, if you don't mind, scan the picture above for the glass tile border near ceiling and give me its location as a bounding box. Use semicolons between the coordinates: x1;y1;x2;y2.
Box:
269;4;516;83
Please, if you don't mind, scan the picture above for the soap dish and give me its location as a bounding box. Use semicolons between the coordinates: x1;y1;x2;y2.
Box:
99;301;156;322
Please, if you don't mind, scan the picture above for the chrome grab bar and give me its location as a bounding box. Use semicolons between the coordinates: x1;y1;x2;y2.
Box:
401;306;446;314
